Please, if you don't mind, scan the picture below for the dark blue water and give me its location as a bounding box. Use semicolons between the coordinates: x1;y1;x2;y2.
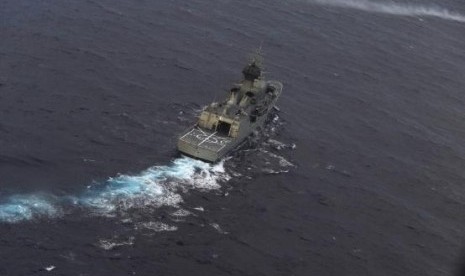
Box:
1;0;465;275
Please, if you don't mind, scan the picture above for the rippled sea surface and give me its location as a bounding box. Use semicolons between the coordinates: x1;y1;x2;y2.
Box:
1;0;465;275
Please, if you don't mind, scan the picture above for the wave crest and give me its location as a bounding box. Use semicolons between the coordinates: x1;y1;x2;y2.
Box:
310;0;465;23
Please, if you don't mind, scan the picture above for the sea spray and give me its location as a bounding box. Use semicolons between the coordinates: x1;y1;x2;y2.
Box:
0;194;60;223
0;156;229;223
309;0;465;23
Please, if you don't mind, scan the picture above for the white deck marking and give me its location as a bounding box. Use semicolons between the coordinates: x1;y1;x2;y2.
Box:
198;131;217;146
180;128;196;140
217;143;228;152
196;127;207;136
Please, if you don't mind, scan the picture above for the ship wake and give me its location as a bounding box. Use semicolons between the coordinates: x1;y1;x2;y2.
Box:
0;157;229;223
309;0;465;23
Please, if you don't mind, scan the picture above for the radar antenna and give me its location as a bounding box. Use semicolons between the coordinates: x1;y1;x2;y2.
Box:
243;44;265;81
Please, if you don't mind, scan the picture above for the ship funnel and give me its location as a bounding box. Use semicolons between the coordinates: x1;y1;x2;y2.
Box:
227;87;239;105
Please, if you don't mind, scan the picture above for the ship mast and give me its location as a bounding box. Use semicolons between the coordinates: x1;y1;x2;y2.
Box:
241;48;263;92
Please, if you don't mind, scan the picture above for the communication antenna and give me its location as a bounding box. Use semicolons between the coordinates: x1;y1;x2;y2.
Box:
252;42;264;67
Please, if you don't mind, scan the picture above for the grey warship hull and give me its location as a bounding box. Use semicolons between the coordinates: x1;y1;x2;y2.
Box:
177;59;282;162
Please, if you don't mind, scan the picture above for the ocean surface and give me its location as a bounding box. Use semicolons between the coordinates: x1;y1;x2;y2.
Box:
1;0;465;275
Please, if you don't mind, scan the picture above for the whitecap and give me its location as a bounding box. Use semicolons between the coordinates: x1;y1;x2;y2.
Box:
0;156;229;223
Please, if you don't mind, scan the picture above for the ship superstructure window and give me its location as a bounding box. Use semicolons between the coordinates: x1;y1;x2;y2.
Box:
216;121;231;136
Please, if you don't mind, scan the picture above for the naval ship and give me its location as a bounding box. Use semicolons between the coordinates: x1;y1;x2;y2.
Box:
177;55;283;162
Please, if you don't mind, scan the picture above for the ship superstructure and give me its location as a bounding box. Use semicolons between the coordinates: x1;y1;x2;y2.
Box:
177;56;282;162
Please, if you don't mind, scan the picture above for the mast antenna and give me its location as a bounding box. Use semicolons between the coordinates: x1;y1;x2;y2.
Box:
249;42;264;68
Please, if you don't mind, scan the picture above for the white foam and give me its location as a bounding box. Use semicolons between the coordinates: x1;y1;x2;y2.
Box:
98;236;135;250
0;194;60;223
0;156;229;223
309;0;465;23
210;223;229;234
261;149;295;167
137;221;178;232
171;209;192;217
44;266;55;272
267;139;287;150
